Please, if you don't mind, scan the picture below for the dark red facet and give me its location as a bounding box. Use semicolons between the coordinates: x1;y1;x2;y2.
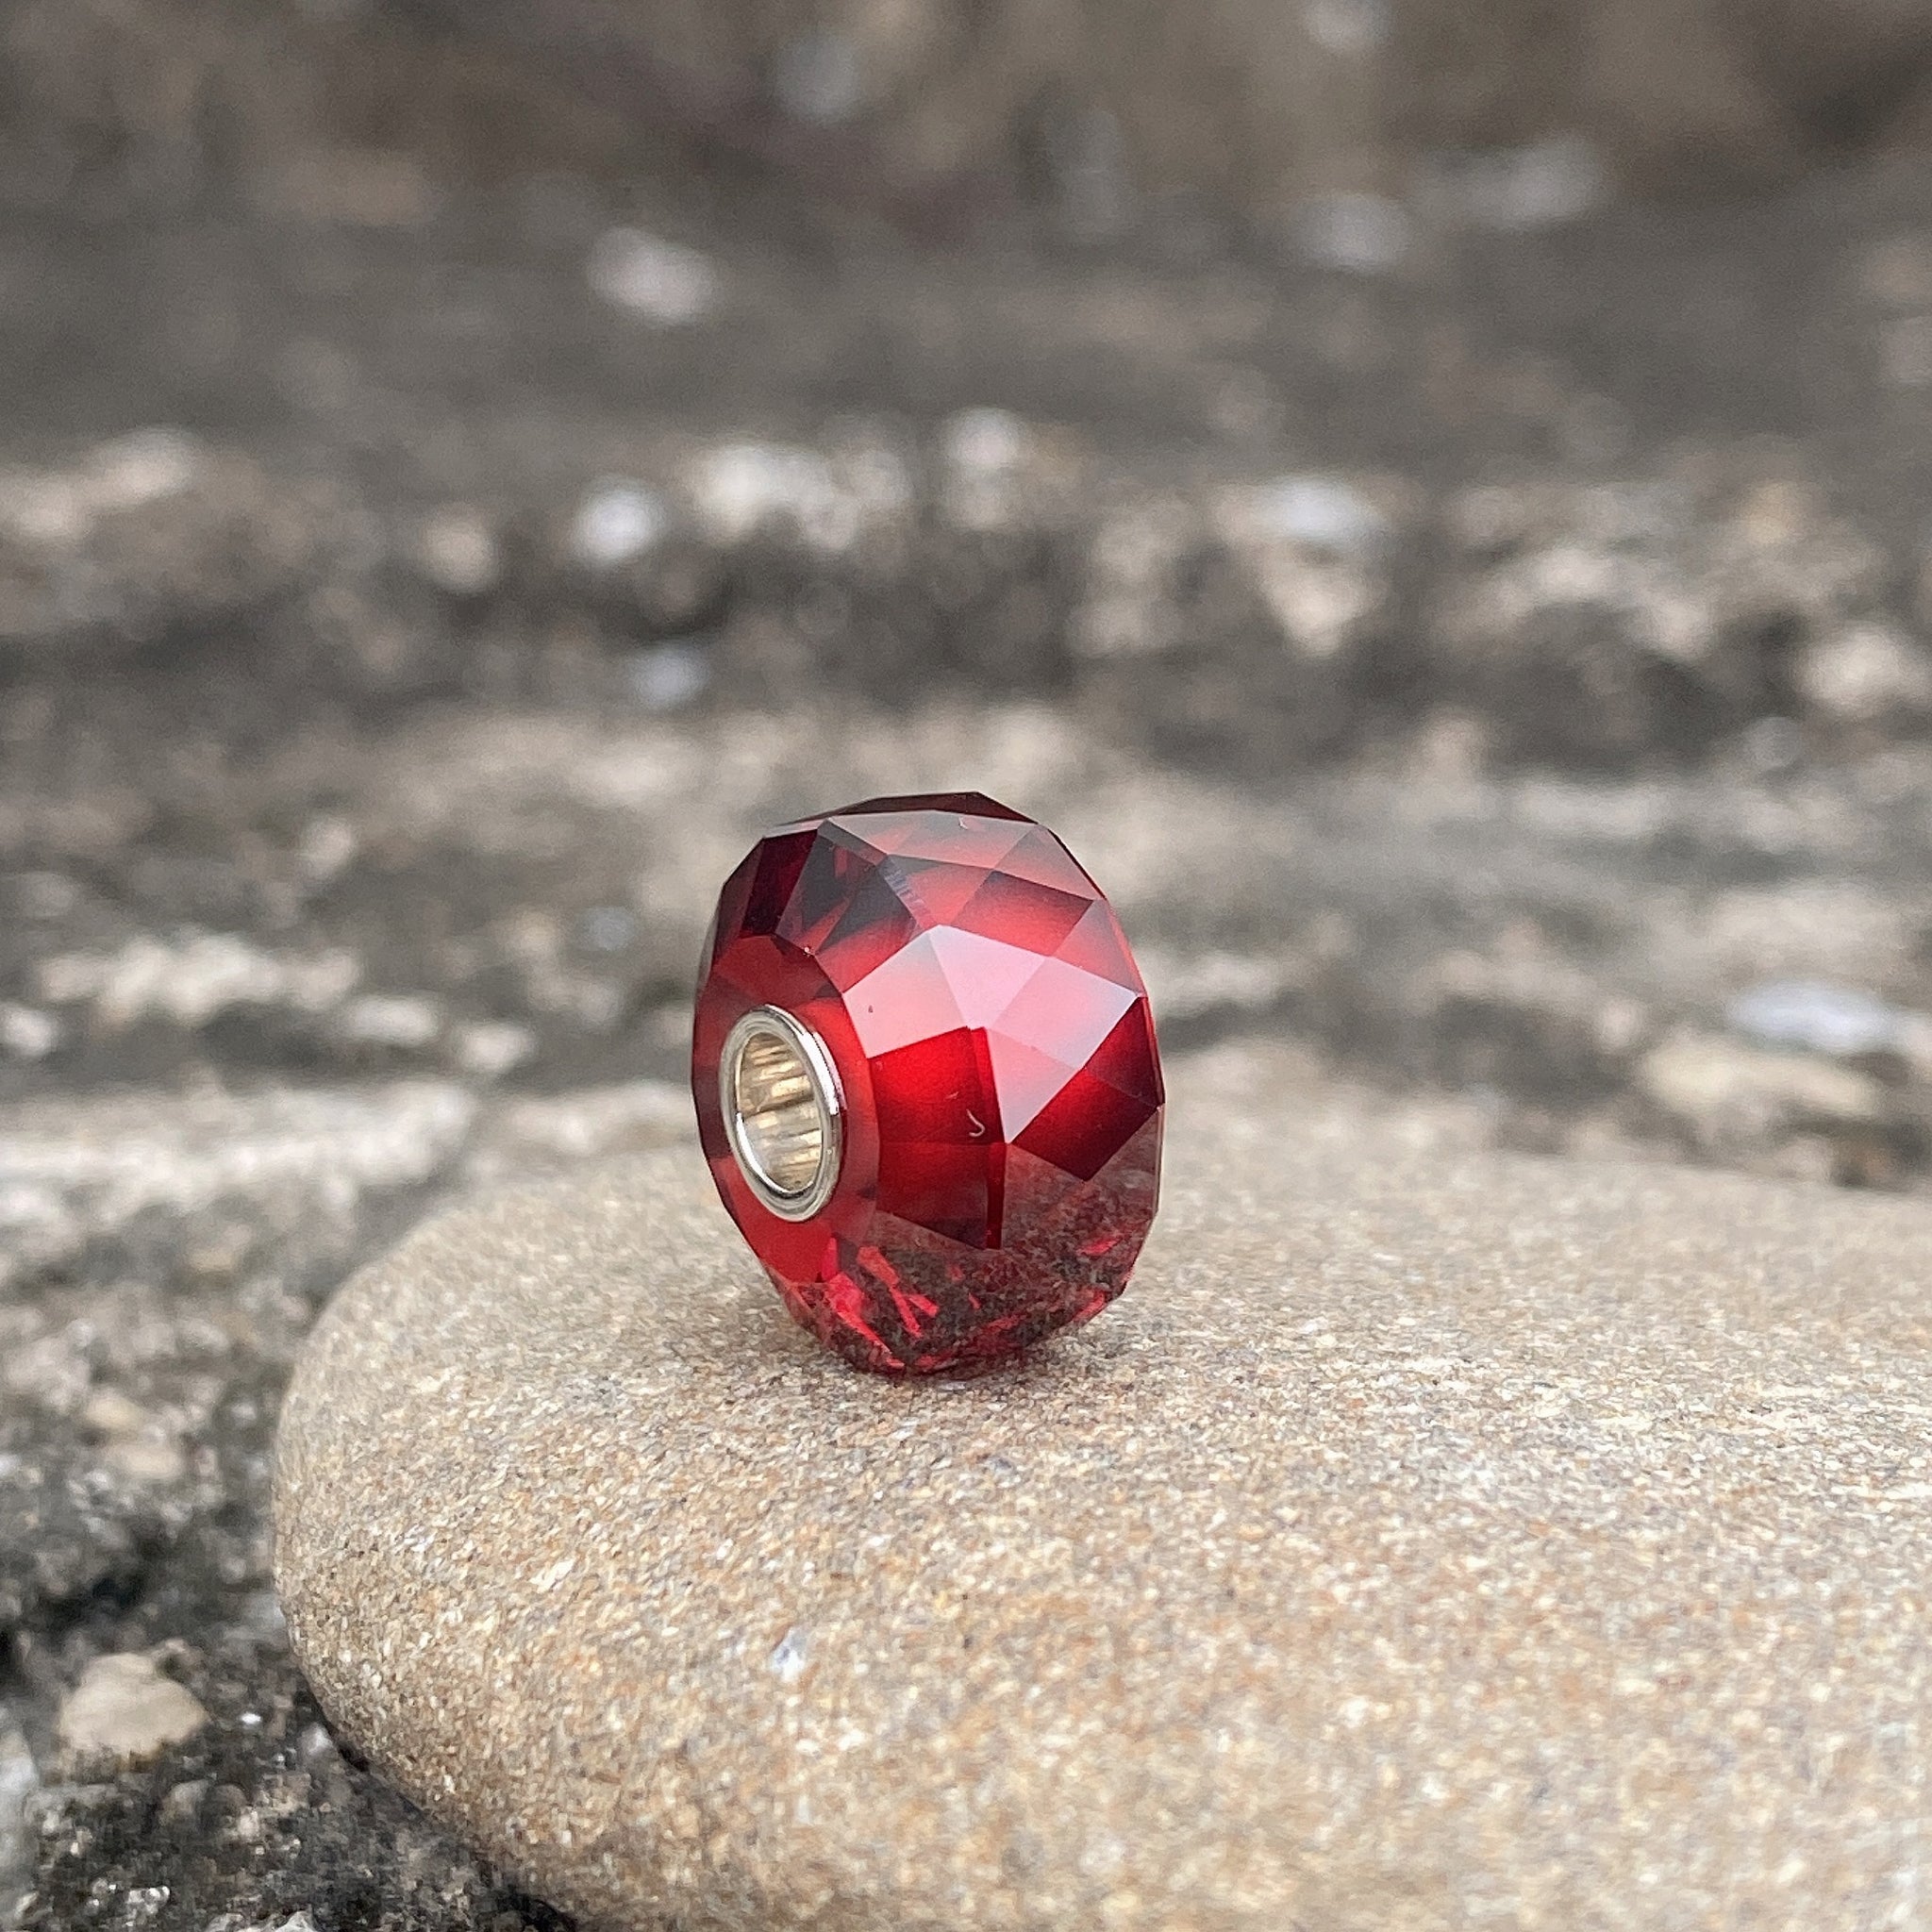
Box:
692;791;1163;1374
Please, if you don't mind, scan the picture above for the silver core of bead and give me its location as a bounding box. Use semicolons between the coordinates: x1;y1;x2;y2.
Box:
719;1006;843;1220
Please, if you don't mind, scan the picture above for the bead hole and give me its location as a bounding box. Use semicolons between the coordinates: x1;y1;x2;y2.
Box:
722;1008;841;1218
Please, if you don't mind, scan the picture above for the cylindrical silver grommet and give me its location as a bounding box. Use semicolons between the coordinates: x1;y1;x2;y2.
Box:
718;1006;843;1221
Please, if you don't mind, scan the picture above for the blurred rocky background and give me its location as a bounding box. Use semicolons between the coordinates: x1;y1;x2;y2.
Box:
16;0;1932;219
7;1;1932;1926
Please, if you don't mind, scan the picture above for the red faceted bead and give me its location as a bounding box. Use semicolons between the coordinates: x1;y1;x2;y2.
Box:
692;791;1163;1375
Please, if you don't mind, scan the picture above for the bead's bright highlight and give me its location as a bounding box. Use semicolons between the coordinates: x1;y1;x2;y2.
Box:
692;791;1163;1375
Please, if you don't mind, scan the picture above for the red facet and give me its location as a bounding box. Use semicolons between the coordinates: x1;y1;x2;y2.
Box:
692;792;1163;1374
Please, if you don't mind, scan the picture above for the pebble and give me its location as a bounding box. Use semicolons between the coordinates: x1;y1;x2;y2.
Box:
102;1436;191;1485
277;1102;1932;1930
0;431;200;545
56;1656;208;1769
1235;472;1390;556
75;1393;188;1493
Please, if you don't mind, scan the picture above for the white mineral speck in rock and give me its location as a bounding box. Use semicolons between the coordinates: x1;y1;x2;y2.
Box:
1074;494;1199;658
569;481;668;570
36;931;361;1029
1639;1030;1884;1135
586;229;720;325
331;993;444;1051
691;441;899;554
695;442;825;541
86;428;203;509
625;641;710;711
80;1388;152;1437
56;1656;208;1768
450;1020;537;1079
1214;475;1393;658
1303;0;1390;54
0;1711;37;1906
413;507;501;596
943;408;1027;478
16;872;79;919
0;1085;478;1279
1240;474;1389;556
1297;192;1410;273
577;906;639;952
472;1081;688;1174
0;1004;59;1059
769;1626;811;1685
1430;137;1606;231
297;815;358;883
1726;980;1908;1058
774;30;863;124
941;408;1036;531
1796;621;1932;724
0;429;202;544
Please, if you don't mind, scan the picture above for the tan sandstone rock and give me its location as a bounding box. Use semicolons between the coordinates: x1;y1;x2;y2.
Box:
276;1097;1932;1931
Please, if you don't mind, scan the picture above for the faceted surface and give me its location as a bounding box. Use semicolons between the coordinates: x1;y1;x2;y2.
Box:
692;792;1163;1374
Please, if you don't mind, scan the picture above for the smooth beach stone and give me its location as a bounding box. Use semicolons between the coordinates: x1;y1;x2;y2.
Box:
275;1101;1932;1932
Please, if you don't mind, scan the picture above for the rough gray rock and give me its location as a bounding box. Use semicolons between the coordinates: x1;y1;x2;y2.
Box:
14;1632;572;1932
0;434;341;655
277;1094;1932;1931
8;151;1932;771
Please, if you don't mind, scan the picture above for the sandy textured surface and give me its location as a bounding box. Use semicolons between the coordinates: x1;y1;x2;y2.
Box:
276;1087;1932;1931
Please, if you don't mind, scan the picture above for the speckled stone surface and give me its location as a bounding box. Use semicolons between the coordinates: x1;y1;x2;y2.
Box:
275;1100;1932;1932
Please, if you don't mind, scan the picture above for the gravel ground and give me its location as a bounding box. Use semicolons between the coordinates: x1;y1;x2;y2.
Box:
6;150;1932;1926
